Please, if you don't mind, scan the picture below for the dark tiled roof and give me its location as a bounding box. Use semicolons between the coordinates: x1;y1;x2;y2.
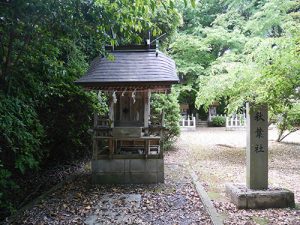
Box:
75;50;178;87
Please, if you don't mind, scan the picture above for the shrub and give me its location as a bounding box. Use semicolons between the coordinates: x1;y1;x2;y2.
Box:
211;116;226;127
0;94;44;213
0;165;17;215
0;95;45;173
37;83;103;161
151;91;181;150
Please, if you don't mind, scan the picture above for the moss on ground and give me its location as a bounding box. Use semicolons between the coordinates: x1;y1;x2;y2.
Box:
252;216;269;225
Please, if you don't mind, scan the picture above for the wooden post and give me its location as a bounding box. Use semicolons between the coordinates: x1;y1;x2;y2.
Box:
92;112;98;160
144;139;150;159
109;139;114;159
160;109;165;154
144;89;151;128
240;114;243;126
108;95;114;157
161;109;165;127
93;112;98;129
109;96;114;128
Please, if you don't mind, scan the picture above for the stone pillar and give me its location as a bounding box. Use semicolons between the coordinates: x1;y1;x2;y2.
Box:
246;103;268;190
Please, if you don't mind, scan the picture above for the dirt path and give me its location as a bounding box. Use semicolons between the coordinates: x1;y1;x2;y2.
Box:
174;128;300;225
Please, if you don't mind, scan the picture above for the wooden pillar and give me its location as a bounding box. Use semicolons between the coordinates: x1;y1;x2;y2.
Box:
144;139;149;159
161;109;165;127
109;96;114;128
144;89;151;128
92;112;98;160
109;139;114;159
108;95;114;157
160;109;165;155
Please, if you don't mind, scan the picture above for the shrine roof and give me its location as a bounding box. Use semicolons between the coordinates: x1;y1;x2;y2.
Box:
75;49;178;88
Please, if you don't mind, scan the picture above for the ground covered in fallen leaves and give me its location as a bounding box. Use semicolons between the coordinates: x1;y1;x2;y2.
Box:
7;127;300;225
9;160;88;212
8;163;211;224
167;128;300;225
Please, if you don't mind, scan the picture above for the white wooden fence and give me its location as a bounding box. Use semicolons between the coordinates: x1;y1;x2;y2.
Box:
210;113;246;129
226;113;246;130
181;113;246;130
179;115;196;130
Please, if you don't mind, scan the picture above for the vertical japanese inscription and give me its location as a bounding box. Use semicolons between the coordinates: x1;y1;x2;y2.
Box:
254;111;265;152
246;103;268;189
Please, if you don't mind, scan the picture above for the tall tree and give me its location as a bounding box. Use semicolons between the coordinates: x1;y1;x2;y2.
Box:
171;0;299;111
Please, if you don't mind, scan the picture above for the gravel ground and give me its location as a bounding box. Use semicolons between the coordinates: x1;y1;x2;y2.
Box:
169;127;300;225
8;163;212;225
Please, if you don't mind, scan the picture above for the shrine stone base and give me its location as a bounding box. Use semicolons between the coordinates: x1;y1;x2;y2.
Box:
226;183;295;209
91;159;164;184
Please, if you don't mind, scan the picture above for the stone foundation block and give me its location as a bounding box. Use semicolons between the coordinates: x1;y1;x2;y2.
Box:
91;159;164;184
226;183;295;209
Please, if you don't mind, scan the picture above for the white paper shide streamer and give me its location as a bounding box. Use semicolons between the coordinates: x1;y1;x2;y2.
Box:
97;91;102;102
112;91;117;103
132;89;136;104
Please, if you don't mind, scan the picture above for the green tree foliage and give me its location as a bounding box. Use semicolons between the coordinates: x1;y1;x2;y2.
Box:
0;95;44;212
275;103;300;142
196;2;300;110
0;95;45;173
172;0;300;140
0;0;180;215
170;0;246;110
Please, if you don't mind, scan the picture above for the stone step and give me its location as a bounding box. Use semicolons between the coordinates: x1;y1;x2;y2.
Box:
196;121;208;127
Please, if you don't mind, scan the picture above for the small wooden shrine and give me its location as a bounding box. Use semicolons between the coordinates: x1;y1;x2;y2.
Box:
75;45;178;184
